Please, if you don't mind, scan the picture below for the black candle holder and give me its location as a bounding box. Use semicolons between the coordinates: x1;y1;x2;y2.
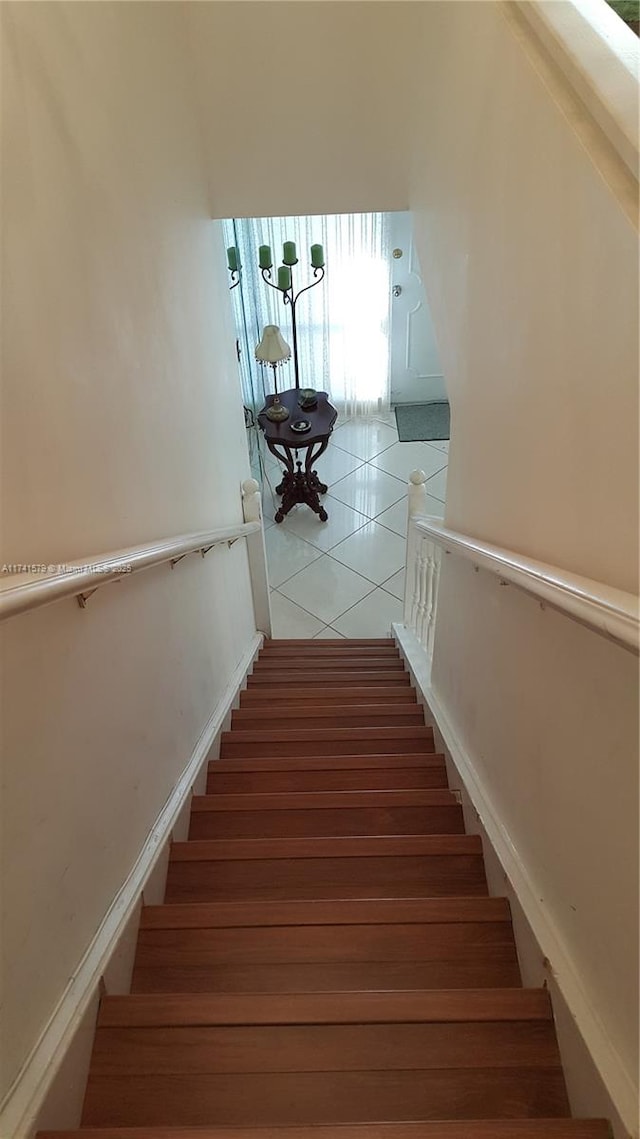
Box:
260;260;325;391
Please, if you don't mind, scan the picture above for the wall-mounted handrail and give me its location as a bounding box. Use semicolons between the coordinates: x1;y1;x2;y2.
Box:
412;513;639;654
0;522;260;623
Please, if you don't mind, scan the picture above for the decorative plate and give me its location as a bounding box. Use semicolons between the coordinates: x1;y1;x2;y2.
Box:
290;419;312;434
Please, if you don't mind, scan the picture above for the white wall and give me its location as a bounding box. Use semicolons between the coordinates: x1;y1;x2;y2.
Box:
186;2;421;219
407;2;638;1129
0;0;255;1109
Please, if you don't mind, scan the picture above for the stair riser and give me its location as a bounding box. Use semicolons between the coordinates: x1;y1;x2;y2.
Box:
82;1068;569;1128
134;921;518;967
232;711;425;730
141;897;512;928
39;1123;613;1139
254;659;406;671
259;649;402;658
165;855;488;903
220;739;434;758
240;689;418;705
131;959;523;994
188;806;464;840
266;638;394;645
90;1021;561;1075
206;769;448;792
208;754;444;773
247;674;411;686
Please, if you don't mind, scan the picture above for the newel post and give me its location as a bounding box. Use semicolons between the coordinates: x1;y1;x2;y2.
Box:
403;469;428;630
242;478;272;639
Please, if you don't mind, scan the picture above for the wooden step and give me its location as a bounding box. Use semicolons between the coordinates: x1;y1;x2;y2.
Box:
253;658;406;671
98;988;553;1026
240;686;418;705
259;645;401;657
208;754;445;772
220;726;434;759
232;704;425;730
81;1070;570;1129
133;896;520;993
267;638;394;646
36;1121;615;1138
165;835;487;903
188;789;463;839
82;990;567;1127
141;897;513;928
131;960;522;994
247;671;411;686
207;764;448;793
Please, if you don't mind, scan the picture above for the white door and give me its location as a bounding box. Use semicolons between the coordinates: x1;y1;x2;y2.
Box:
389;212;447;405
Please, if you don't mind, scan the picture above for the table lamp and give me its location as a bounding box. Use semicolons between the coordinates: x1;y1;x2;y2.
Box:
255;325;291;422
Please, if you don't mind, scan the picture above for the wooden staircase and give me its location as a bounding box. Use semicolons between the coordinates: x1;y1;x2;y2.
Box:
39;639;610;1139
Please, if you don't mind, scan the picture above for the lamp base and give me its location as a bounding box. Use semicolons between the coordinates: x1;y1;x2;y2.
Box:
266;396;289;422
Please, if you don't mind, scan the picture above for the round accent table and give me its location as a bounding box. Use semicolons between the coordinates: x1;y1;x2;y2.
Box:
258;389;338;523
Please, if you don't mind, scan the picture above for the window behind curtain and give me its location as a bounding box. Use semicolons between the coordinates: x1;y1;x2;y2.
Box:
223;212;391;419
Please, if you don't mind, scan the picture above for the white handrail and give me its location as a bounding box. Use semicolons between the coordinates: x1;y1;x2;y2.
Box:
413;514;639;654
0;521;260;623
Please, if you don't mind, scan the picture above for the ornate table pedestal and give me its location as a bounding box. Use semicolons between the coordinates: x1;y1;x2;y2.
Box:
257;389;338;524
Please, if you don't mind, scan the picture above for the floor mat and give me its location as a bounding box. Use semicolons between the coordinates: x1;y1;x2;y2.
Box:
395;401;450;442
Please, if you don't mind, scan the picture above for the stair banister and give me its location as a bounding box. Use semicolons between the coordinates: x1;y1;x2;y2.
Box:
242;477;272;639
0;480;272;630
403;470;639;655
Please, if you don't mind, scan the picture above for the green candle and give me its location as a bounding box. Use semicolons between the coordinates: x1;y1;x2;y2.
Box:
259;244;272;269
310;243;325;268
283;241;297;265
227;246;238;272
277;266;291;291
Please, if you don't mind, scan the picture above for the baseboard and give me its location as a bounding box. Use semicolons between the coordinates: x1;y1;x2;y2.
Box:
0;632;262;1139
393;621;638;1139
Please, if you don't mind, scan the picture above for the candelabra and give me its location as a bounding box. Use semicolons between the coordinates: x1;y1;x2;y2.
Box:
226;245;241;289
258;241;325;391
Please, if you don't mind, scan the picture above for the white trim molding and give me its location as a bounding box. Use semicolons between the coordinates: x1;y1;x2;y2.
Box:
514;0;639;179
393;620;639;1139
0;633;262;1139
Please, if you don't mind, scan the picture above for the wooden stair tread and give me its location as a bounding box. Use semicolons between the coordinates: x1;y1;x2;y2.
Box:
36;1122;613;1138
233;705;424;723
170;835;482;860
254;658;405;669
140;896;512;928
130;961;523;994
191;790;458;811
206;769;448;792
266;638;394;645
259;642;398;651
221;727;435;759
80;1069;571;1128
222;727;433;741
247;673;411;685
209;754;444;772
98;988;552;1027
240;687;419;703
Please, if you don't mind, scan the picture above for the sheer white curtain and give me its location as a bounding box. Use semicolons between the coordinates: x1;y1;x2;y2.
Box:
224;212;391;418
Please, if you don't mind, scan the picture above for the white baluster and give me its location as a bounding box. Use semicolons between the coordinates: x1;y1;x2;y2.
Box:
403;469;429;631
426;545;441;657
242;478;272;639
416;535;431;648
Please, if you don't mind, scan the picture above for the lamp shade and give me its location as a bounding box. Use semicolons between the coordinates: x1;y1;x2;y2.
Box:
255;325;291;366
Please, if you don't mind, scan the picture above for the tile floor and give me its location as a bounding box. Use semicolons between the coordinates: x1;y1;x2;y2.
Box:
259;413;448;639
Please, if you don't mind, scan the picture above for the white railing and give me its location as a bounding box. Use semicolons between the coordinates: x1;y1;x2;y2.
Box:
0;478;272;635
403;469;639;658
